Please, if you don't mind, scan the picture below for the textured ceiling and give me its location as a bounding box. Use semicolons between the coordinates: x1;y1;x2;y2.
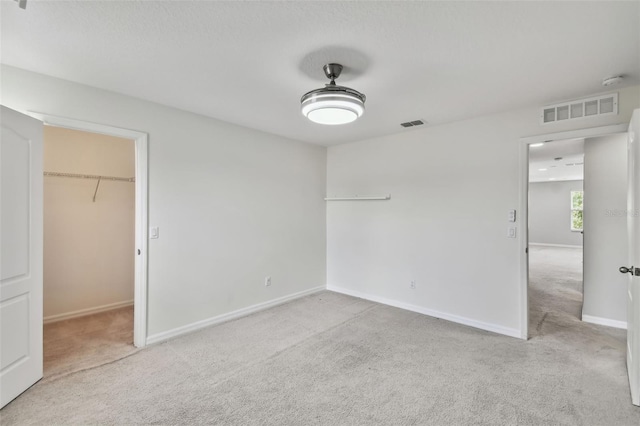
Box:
1;1;639;146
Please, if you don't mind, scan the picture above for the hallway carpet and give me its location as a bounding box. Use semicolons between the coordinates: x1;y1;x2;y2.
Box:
2;258;639;424
528;244;585;338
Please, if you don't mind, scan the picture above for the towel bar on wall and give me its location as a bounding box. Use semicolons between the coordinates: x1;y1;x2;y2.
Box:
324;195;391;201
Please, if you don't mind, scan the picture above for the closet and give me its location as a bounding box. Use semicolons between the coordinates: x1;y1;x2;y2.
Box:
42;126;136;377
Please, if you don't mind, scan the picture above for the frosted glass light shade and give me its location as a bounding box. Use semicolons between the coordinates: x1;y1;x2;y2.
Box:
308;108;357;125
301;89;365;125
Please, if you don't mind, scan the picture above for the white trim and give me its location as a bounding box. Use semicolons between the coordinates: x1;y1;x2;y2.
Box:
529;177;584;183
582;315;627;330
327;285;521;339
519;123;629;340
529;243;582;249
518;140;530;340
146;286;325;345
44;300;133;324
520;123;628;145
27;112;149;348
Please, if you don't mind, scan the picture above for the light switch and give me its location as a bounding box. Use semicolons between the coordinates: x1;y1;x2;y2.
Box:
150;227;159;239
507;226;517;238
508;209;517;222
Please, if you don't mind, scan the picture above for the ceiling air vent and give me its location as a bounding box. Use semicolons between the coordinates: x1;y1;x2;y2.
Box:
400;119;426;128
541;93;617;125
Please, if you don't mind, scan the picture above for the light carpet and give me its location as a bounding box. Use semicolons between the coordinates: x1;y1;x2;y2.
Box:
2;250;640;424
43;305;137;382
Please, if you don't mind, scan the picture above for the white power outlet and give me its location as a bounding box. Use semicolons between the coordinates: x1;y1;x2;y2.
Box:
410;280;416;289
265;276;271;287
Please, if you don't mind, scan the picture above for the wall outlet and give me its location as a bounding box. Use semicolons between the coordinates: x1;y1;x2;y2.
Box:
507;227;517;238
410;280;416;289
265;276;271;287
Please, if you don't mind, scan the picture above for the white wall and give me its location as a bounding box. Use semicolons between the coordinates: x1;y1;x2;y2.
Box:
4;64;638;340
43;126;135;320
529;180;584;247
327;85;639;337
582;134;628;326
1;65;327;338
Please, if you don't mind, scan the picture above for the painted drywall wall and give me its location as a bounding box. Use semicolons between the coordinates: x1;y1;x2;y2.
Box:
43;126;135;320
1;65;327;338
529;180;584;247
582;134;628;325
327;85;639;337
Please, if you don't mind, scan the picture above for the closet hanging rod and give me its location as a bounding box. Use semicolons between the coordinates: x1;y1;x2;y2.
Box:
324;195;391;201
44;172;135;182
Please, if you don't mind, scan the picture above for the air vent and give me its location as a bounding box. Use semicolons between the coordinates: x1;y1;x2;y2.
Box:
400;119;426;128
541;93;618;125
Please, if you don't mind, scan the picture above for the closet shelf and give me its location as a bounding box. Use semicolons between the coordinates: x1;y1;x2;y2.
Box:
44;172;135;202
324;195;391;201
44;171;135;182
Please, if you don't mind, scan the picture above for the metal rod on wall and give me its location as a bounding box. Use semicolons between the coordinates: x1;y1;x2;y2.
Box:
44;171;134;202
43;171;135;182
324;195;391;201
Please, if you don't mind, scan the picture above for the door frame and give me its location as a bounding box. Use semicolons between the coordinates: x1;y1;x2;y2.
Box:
518;123;629;340
28;112;149;348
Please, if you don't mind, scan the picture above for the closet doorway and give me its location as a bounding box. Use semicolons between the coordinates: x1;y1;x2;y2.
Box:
42;125;140;379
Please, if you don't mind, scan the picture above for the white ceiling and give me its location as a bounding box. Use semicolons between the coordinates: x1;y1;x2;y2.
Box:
529;138;584;183
1;1;638;146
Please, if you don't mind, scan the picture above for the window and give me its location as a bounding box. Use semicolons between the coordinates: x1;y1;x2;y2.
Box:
571;191;583;231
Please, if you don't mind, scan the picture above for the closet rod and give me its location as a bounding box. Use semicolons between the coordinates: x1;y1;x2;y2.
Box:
44;172;135;182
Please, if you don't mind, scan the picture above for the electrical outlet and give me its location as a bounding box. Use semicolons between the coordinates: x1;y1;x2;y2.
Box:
410;280;416;289
265;276;271;287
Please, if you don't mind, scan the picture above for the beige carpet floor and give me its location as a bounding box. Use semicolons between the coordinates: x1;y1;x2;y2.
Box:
2;248;639;424
43;305;138;382
528;245;586;339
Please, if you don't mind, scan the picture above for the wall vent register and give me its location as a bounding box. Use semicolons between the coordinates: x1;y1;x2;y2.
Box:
541;93;618;125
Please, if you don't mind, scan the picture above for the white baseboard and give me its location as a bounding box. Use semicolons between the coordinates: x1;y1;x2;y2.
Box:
582;314;627;330
529;243;582;249
44;300;133;324
327;285;521;339
146;286;325;345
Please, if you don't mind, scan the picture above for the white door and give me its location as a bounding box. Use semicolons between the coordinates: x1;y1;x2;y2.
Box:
0;106;43;408
626;109;640;406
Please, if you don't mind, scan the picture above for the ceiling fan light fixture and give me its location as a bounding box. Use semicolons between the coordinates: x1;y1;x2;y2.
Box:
301;63;366;125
